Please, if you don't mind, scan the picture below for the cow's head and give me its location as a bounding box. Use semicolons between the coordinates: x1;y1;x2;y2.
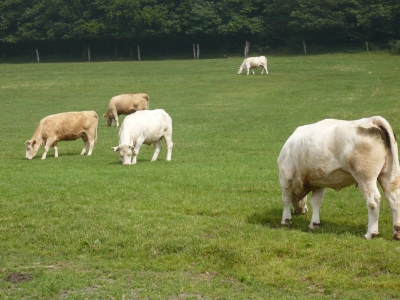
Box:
25;140;40;160
237;67;243;75
112;144;133;166
103;113;113;127
292;196;308;215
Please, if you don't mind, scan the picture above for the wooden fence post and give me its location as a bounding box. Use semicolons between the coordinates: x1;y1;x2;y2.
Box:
35;49;40;63
193;44;196;59
138;46;141;61
87;47;91;62
197;44;200;59
366;41;369;51
303;40;307;55
244;41;250;57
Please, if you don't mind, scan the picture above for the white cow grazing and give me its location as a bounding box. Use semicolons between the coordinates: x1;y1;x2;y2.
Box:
25;111;98;160
237;56;268;75
112;109;173;165
103;93;149;127
278;116;400;240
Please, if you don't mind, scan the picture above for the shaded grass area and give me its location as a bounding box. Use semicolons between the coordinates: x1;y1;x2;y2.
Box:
1;53;400;299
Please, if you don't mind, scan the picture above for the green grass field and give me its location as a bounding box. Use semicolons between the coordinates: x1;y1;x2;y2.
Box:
1;53;400;299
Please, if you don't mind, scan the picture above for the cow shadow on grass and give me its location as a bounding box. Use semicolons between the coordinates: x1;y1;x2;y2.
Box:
108;158;150;165
247;208;366;238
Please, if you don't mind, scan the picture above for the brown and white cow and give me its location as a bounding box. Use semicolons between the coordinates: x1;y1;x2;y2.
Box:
25;111;98;160
103;93;149;127
277;116;400;240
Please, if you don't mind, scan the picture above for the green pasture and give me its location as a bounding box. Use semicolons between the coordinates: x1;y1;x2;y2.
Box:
1;53;400;299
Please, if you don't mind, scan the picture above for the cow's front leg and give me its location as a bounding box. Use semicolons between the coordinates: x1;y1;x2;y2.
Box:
386;193;400;240
309;188;326;230
151;141;161;162
41;139;53;159
132;138;144;164
379;176;400;240
113;112;119;127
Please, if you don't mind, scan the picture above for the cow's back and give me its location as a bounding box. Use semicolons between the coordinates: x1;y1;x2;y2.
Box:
120;109;170;143
41;111;97;138
112;94;149;113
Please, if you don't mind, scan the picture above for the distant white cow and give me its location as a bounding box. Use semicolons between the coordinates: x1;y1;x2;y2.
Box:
112;109;173;165
103;93;149;127
25;111;98;160
237;56;268;75
277;116;400;240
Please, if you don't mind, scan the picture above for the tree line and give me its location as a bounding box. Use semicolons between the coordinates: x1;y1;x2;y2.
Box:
1;0;400;59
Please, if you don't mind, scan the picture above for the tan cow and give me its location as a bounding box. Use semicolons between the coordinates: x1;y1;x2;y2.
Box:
103;93;149;127
25;111;98;160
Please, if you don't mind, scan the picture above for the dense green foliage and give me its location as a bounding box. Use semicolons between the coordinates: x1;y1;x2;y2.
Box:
1;54;400;298
1;0;400;57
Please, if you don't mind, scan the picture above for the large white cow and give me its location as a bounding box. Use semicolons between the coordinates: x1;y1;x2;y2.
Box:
103;93;149;127
277;116;400;240
237;56;268;75
112;109;173;165
25;111;98;160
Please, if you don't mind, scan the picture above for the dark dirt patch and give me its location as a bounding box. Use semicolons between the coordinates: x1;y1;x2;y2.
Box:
6;273;33;283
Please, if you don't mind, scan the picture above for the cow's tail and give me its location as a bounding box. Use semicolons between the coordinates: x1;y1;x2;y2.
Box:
372;116;400;178
145;94;150;109
93;111;98;145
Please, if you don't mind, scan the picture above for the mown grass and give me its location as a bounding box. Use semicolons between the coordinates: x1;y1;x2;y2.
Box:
1;53;400;299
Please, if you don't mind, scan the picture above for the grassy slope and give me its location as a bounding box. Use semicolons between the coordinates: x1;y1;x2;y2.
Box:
1;54;400;299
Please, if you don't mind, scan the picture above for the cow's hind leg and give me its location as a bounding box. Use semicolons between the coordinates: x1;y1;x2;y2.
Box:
281;187;293;226
264;64;268;75
358;180;381;239
164;134;173;161
151;141;162;162
86;133;96;156
309;188;326;230
80;135;89;156
281;188;308;225
54;143;59;158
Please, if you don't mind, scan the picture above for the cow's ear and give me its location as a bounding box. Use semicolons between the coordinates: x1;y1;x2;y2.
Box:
102;114;107;118
129;145;135;150
31;140;37;146
111;146;119;152
25;140;31;146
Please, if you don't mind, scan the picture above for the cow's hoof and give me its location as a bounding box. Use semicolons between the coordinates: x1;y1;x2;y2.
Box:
309;222;320;230
281;219;292;226
364;232;379;239
393;231;400;240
